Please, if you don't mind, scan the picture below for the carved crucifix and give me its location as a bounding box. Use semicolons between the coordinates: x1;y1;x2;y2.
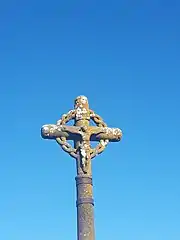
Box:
41;95;122;240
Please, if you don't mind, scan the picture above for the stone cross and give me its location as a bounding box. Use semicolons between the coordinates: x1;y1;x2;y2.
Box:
41;95;122;240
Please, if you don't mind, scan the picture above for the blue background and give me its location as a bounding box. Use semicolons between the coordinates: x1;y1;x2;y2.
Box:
0;1;179;239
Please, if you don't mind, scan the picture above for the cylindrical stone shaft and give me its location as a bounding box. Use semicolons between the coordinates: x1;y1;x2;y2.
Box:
76;176;95;240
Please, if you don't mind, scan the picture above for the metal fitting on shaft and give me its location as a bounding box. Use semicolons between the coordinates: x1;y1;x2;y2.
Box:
75;176;93;186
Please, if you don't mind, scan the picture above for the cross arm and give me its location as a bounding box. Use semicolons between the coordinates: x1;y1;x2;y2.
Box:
41;124;82;140
89;126;122;142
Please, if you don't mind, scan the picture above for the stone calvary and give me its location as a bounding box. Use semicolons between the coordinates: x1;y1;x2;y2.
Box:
41;95;122;240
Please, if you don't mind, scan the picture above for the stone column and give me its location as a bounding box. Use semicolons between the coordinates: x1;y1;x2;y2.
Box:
76;173;95;240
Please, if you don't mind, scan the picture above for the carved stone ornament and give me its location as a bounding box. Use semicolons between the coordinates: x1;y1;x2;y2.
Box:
41;96;122;173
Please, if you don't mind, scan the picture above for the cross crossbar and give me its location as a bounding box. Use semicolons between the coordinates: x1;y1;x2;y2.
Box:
41;124;122;142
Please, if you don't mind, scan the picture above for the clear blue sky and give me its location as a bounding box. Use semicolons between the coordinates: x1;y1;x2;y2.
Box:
0;1;179;239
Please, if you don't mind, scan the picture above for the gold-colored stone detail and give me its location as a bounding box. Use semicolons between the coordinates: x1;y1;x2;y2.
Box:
78;184;93;199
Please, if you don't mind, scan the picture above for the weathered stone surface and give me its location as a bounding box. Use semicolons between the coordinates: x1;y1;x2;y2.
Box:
41;124;122;141
41;95;122;240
